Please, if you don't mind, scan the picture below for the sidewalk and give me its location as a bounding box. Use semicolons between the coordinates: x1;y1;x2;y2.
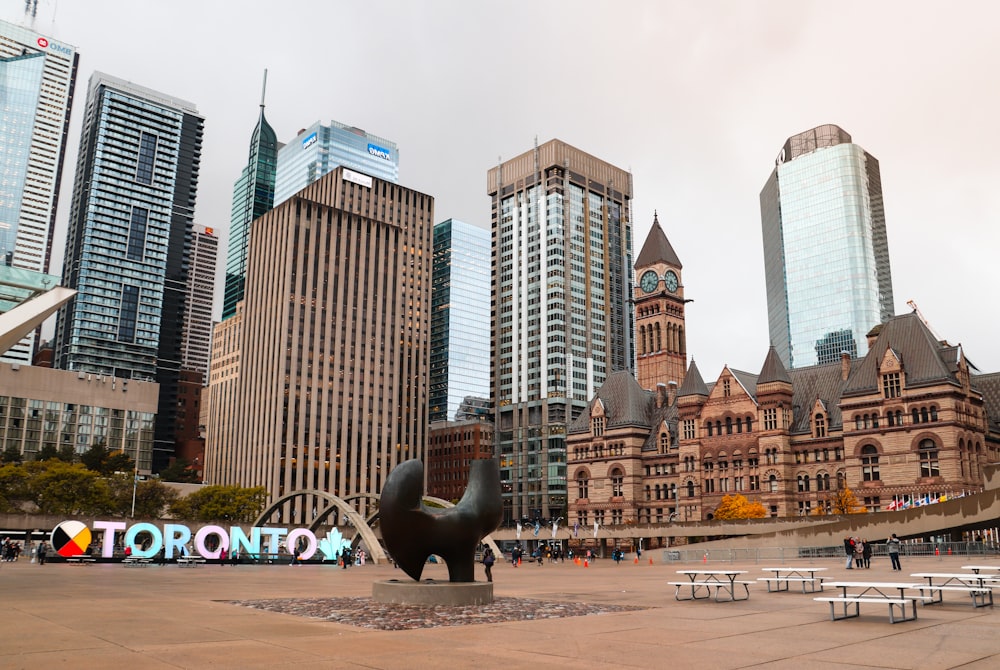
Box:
1;554;999;669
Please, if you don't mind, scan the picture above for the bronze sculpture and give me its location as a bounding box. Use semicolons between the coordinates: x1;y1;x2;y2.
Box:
380;459;502;582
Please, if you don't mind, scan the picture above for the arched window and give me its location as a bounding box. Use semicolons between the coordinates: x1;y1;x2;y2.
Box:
654;484;661;500
686;481;695;498
871;413;879;428
768;474;778;492
919;438;939;478
659;432;670;453
645;485;652;501
715;421;722;435
576;471;589;499
912;408;920;424
861;445;880;481
638;325;645;355
610;468;624;497
735;417;743;433
745;416;753;432
706;422;713;437
921;407;929;423
670;484;677;500
726;417;733;435
855;416;862;430
654;323;662;351
815;413;826;438
930;406;938;422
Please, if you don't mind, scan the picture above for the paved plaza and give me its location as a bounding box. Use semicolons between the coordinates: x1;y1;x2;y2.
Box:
2;552;999;669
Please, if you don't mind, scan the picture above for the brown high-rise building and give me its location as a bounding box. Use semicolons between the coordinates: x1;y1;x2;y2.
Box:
204;167;433;524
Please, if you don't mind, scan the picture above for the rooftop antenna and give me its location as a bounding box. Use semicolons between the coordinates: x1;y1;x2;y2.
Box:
260;68;268;109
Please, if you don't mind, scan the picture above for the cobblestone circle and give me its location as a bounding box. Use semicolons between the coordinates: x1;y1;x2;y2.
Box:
228;596;646;631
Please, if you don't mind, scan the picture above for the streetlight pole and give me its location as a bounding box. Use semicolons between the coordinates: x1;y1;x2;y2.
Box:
130;441;139;518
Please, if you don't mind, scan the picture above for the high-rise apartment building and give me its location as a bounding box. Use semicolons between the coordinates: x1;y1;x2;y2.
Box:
429;219;490;423
204;166;432;524
488;139;634;523
55;72;203;471
273;120;398;206
182;224;217;379
0;19;78;363
760;124;894;369
223;76;278;321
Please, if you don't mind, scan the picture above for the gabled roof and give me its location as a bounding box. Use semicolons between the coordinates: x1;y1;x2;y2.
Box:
844;313;960;396
973;372;1000;436
567;370;654;434
730;368;760;403
677;359;708;397
758;345;791;385
786;360;857;432
634;213;682;269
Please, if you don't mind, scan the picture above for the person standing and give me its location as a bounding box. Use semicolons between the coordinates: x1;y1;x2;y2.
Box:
862;538;872;569
36;540;47;566
843;536;854;569
853;538;865;569
887;533;902;571
482;547;495;583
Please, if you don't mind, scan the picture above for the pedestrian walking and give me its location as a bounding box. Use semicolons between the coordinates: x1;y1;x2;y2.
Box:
482;547;495;583
36;540;47;566
887;533;902;571
843;536;854;569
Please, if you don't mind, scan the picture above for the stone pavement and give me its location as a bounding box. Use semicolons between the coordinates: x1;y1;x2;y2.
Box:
2;552;999;669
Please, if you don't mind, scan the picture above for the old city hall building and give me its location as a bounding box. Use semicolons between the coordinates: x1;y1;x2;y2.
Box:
566;219;1000;543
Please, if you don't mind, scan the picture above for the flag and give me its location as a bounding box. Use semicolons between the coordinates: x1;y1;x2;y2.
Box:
550;520;559;539
533;521;540;536
592;520;599;538
573;522;579;538
516;522;522;539
885;500;899;511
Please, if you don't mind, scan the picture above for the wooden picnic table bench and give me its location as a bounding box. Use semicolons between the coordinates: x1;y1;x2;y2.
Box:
817;581;924;623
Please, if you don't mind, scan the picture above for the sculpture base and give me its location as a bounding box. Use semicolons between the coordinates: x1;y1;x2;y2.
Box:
372;579;494;606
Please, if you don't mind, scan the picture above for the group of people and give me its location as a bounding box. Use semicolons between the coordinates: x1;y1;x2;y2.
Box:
844;533;903;570
1;537;47;564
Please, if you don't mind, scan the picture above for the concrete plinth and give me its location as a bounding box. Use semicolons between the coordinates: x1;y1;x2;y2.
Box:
372;579;494;606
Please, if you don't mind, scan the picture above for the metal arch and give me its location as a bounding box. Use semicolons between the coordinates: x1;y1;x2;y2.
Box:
254;489;386;564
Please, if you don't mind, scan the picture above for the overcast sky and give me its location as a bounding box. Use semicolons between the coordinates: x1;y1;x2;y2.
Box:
7;0;999;377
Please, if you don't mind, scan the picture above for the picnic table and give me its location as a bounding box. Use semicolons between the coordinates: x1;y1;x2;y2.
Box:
910;572;996;608
817;581;923;623
66;555;96;565
669;569;752;602
177;556;206;567
122;556;152;567
961;564;1000;574
757;566;827;593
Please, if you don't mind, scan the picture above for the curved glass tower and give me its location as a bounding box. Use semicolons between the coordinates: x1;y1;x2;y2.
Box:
223;73;278;321
760;124;894;369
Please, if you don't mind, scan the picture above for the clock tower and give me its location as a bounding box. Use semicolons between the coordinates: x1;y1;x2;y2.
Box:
634;213;687;391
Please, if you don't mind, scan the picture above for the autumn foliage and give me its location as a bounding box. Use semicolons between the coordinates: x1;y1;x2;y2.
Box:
712;494;768;520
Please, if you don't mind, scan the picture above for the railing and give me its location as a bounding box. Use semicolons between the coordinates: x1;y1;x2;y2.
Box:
662;541;1000;564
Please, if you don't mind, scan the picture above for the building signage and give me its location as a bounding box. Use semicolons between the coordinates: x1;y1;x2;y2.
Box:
367;143;392;161
50;519;351;561
302;132;318;150
36;36;73;56
342;168;373;188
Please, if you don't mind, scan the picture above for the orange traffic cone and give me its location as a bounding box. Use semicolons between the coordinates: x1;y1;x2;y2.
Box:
649;557;653;565
948;547;952;555
518;557;522;566
935;546;940;556
634;557;639;564
703;553;708;564
584;559;589;568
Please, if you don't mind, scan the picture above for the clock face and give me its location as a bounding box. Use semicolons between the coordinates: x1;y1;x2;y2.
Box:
664;270;679;293
640;270;659;293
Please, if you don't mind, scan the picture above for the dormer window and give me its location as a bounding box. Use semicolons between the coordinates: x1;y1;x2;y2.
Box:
814;413;826;438
882;372;901;399
592;416;605;436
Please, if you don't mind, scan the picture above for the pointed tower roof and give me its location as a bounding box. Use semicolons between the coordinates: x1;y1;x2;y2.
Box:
758;345;792;384
677;359;709;397
635;212;682;269
567;370;653;433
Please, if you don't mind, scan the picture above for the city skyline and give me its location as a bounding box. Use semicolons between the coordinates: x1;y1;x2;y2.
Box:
4;1;999;377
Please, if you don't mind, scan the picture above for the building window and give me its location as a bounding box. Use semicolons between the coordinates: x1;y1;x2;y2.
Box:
723;379;731;396
118;285;140;343
591;416;604;436
686;480;695;498
763;408;777;430
610;467;623;497
768;474;778;492
882;372;901;399
919;439;940;478
127;207;148;261
814;413;826;438
861;445;880;481
725;417;733;435
135;131;157;185
576;472;589;499
682;419;695;440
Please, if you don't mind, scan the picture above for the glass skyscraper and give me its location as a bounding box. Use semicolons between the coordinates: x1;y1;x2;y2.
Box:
223;75;277;321
488;139;634;523
55;72;204;471
760;124;894;369
0;20;79;363
429;219;490;423
273;120;398;205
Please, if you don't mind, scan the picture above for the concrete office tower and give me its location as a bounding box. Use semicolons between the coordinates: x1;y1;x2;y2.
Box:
55;72;203;471
429;219;490;423
0;20;78;363
273;120;398;206
760;124;894;369
204;167;432;524
487;139;634;523
222;74;278;321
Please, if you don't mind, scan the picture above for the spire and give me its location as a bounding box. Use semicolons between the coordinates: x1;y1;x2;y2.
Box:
758;345;791;385
677;359;709;397
635;212;682;269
